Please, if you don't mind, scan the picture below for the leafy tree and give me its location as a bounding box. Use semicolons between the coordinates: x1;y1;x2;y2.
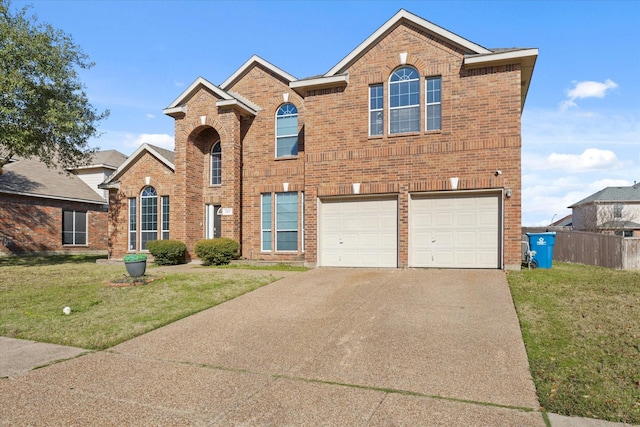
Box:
0;0;108;174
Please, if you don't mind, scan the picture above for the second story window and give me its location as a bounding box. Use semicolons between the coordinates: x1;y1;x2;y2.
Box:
369;84;383;136
276;103;298;158
211;141;221;185
426;76;442;131
389;66;420;134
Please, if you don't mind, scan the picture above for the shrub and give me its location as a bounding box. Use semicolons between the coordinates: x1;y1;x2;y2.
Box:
194;238;239;266
146;240;187;265
123;253;147;263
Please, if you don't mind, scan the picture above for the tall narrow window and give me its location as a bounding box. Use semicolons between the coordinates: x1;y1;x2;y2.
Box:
140;186;158;250
161;196;170;240
276;103;298;157
426;76;442;131
62;210;87;245
389;66;420;134
261;194;272;251
276;192;298;251
369;84;383;136
210;141;221;185
128;198;137;250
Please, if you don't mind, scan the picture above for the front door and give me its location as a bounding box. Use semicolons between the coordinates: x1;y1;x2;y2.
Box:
205;205;221;239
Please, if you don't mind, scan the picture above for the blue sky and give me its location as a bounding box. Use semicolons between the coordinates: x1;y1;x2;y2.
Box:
13;0;640;225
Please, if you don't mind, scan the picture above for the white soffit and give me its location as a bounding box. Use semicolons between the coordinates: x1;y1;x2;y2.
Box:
289;74;349;95
326;9;491;76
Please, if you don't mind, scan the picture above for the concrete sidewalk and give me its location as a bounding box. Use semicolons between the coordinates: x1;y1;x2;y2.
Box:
0;268;631;426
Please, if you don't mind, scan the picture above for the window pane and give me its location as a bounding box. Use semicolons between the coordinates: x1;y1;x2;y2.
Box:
261;194;272;251
427;104;441;130
276;103;298;157
211;142;221;185
370;111;383;135
162;196;169;239
390;106;420;133
129;198;137;251
276;231;297;251
276;192;298;251
75;212;87;233
276;136;298;157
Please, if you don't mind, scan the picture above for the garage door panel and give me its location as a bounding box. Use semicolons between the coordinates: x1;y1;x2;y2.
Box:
410;193;500;269
320;198;397;267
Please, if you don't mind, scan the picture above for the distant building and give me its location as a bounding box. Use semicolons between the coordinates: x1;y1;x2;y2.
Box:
569;183;640;237
0;150;127;254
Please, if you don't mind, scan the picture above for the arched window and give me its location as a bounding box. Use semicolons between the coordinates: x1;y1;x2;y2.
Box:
276;103;298;158
140;186;157;250
389;66;420;134
211;141;221;185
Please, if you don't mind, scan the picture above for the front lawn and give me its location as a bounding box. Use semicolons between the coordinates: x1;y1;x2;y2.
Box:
508;262;640;424
0;256;283;350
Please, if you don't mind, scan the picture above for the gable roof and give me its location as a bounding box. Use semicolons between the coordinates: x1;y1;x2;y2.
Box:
220;55;297;90
100;143;175;190
569;183;640;208
71;149;128;172
293;9;537;108
0;153;121;204
163;76;258;118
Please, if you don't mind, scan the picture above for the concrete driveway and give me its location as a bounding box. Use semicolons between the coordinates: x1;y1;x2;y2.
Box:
0;268;545;425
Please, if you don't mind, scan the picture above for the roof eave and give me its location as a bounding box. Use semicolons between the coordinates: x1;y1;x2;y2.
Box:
465;48;538;110
289;74;349;96
215;99;258;117
0;189;107;205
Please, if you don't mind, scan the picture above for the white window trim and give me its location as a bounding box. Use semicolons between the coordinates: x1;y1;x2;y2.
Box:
261;194;272;252
369;84;383;136
425;76;442;131
275;192;298;253
161;196;170;240
140;187;158;252
275;103;298;158
388;66;420;135
210;141;222;185
128;198;137;251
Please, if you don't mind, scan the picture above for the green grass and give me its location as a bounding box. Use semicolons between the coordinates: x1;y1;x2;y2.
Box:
0;256;283;350
508;262;640;424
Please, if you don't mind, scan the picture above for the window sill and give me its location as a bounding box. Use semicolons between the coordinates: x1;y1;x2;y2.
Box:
62;244;89;247
275;155;299;161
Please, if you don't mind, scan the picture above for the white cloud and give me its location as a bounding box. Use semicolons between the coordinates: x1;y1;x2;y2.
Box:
146;113;156;119
559;79;618;111
124;133;174;150
547;148;622;172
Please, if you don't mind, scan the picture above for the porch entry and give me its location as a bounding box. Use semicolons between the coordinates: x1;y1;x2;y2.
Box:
205;204;221;239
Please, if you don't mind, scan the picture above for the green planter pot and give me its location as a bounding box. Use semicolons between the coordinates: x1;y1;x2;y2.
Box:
125;260;146;277
123;254;147;277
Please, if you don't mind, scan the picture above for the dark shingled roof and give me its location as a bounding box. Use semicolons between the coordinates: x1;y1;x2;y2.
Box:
0;151;127;204
569;183;640;208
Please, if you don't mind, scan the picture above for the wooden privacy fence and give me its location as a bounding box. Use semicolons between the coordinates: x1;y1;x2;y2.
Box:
523;228;640;270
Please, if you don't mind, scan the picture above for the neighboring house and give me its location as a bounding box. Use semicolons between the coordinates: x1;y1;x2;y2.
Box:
550;214;573;228
0;150;127;254
569;183;640;237
101;9;537;269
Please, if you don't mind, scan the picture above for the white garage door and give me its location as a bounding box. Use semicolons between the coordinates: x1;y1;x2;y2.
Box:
409;193;500;268
319;198;397;267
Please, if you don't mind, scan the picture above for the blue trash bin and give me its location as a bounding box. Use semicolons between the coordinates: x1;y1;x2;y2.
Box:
526;232;556;269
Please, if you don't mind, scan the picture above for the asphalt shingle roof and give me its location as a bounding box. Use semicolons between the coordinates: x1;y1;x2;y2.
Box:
0;151;127;204
569;183;640;208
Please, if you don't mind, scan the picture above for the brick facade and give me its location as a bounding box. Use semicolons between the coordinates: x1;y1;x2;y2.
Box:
0;193;108;255
105;10;536;269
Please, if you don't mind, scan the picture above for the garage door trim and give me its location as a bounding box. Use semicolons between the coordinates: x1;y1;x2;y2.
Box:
409;189;504;269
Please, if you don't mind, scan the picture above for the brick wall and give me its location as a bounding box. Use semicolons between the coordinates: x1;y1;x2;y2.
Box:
0;193;108;255
107;151;174;259
153;20;525;268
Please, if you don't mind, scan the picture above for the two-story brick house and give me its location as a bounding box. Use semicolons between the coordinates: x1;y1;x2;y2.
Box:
102;9;537;269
